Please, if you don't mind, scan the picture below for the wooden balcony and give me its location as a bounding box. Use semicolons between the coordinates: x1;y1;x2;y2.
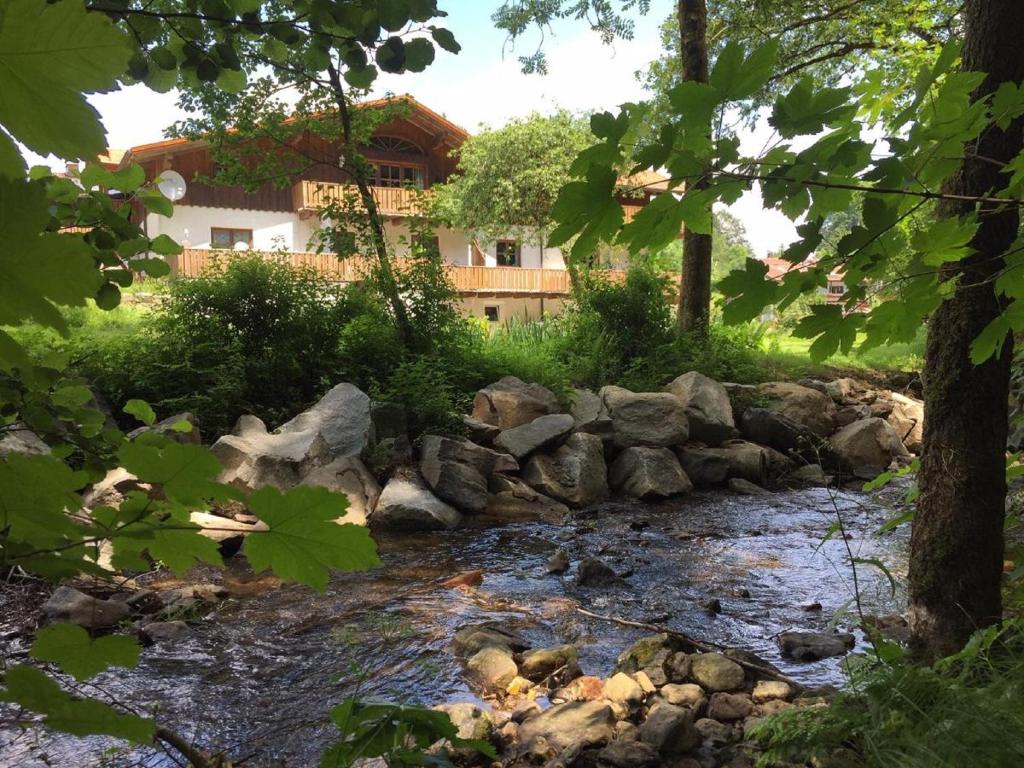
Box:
292;181;424;218
167;249;632;295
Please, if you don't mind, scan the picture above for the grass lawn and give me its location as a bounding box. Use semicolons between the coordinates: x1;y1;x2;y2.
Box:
758;327;925;380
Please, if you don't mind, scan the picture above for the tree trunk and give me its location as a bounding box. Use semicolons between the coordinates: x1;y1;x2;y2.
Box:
909;0;1024;660
676;0;712;337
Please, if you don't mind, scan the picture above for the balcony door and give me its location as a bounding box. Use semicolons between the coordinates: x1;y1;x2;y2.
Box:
495;240;520;267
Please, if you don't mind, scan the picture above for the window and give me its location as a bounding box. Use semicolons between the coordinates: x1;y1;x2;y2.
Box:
372;163;425;188
495;240;520;267
828;284;845;295
211;227;253;249
369;136;423;155
413;234;440;257
483;305;500;322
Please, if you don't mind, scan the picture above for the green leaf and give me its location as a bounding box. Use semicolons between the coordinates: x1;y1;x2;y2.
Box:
851;557;898;597
403;38;435;73
971;299;1024;363
123;399;156;426
0;0;132;158
138;189;173;217
117;441;234;507
95;282;121;311
792;304;863;361
911;215;979;266
667;81;722;129
376;37;406;73
430;27;461;54
243;486;380;591
0;127;26;178
0;453;88;555
344;64;378;89
1;665;154;743
717;258;781;324
711;40;778;101
770;78;854;138
129;258;171;278
31;624;141;681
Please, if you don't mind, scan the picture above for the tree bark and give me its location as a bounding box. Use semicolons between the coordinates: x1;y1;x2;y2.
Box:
676;0;713;337
909;0;1024;660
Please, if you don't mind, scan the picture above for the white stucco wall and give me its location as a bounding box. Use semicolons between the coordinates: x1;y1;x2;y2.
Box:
145;206;319;252
473;241;566;269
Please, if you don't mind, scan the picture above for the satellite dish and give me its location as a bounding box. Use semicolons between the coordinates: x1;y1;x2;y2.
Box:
156;170;187;202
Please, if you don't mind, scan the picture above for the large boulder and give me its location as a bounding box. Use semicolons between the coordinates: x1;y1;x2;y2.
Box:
421;456;488;514
274;382;371;457
701;440;789;486
610;447;693;500
675;445;730;487
886;392;924;453
82;466;149;510
471;376;560;429
420;435;517;477
757;382;837;438
368;468;462;531
829;417;910;478
599;386;689;448
517;700;616;752
43;586;129;630
0;428;49;458
570;388;614;439
779;631;855;661
299;456;381;525
740;407;818;453
211;415;330;492
494;413;574;460
484;475;570;523
522;433;609;507
664;372;736;445
689;652;745;692
638;701;701;756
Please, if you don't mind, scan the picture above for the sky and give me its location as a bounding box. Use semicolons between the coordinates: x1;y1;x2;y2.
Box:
61;0;798;257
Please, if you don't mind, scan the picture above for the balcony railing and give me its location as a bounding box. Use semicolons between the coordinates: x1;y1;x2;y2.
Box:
292;181;424;217
166;249;634;295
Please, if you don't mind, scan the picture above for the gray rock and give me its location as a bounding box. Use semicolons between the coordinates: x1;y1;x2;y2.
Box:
453;622;530;655
494;413;574;460
689;653;745;692
420;457;488;514
471;376;560;429
520;644;578;681
420;435;518;478
603;672;645;706
141;620;189;643
886;392;924;454
788;463;828;487
834;404;872;428
127;412;201;444
779;631;855;661
274;382;371;457
571;388;614;439
211;415;331;492
829;418;910;478
597;740;660;768
757;382;837;437
0;427;49;457
727;477;771;496
610;447;693;500
467;646;518;690
369;468;462;531
740;407;818;453
707;692;753;722
675;445;730;487
517;700;615;752
44;586;129;630
600;386;689;448
485;475;570;523
661;683;706;709
546;549;570;574
638;701;701;756
665;372;737;445
523;432;609;507
694;717;736;745
462;414;500;445
576;557;620;587
299;456;381;524
703;440;790;486
616;634;675;673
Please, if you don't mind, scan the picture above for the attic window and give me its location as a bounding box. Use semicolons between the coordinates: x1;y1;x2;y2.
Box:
369;136;423;155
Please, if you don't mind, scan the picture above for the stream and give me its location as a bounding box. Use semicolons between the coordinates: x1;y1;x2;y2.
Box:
1;486;908;768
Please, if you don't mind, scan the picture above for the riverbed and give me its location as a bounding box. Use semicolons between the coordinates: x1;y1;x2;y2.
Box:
1;486;907;768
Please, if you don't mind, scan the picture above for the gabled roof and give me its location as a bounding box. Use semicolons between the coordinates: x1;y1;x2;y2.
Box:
108;95;469;168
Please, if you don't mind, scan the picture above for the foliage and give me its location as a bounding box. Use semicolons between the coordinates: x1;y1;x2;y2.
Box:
432;111;594;249
643;209;754;282
752;619;1024;768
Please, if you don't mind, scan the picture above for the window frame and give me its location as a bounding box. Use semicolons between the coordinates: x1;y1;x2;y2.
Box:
371;161;427;189
495;239;520;267
210;227;253;250
483;305;501;322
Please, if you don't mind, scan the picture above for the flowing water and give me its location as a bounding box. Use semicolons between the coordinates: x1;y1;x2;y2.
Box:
1;486;908;768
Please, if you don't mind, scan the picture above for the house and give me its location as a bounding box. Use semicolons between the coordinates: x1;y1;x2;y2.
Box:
105;96;671;322
762;256;862;310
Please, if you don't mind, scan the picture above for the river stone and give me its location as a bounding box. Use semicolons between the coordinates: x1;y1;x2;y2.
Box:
703;440;790;486
274;383;371;457
596;740;660;768
518;700;616;752
727;477;772;496
127;411;201;444
675;445;730;487
689;653;745;692
433;702;494;743
462;414;500;445
752;680;793;703
467;646;519;690
788;463;828;487
616;634;674;673
520;645;578;681
420;456;488;514
609;447;693;500
834;404;872;428
638;701;701;756
211;415;331;492
369;468;461;531
757;382;837;438
886;392;924;453
523;432;609;507
694;717;737;746
570;388;614;439
829;418;910;477
779;631;856;661
600;386;689;448
454;622;530;655
189;511;268;544
472;376;561;429
603;672;645;706
420;435;518;477
484;475;570;523
707;692;753;722
576;557;620;587
665;372;737;445
141;620;189;643
0;427;49;457
661;683;706;709
43;586;129;630
740;407;818;453
299;456;381;524
494;413;574;460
